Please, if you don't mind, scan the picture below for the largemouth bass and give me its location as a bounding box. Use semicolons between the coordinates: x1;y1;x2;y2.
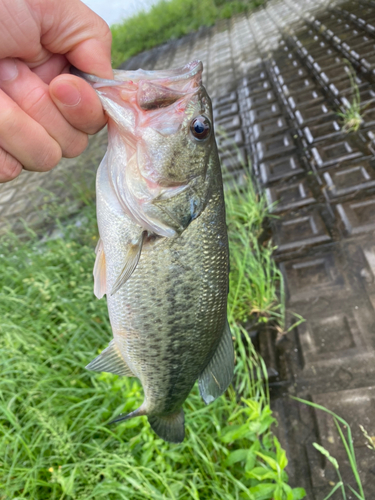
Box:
73;61;234;443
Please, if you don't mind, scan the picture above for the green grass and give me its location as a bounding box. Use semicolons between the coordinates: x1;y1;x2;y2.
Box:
226;177;282;326
111;0;266;67
0;177;305;499
216;125;304;336
220;143;304;336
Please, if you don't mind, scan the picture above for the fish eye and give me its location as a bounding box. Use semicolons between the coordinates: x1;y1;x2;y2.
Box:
190;115;211;141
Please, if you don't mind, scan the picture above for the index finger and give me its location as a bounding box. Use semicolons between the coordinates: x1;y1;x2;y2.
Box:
2;0;114;79
36;0;113;78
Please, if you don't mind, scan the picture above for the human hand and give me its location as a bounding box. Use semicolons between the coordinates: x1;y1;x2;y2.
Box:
0;0;113;182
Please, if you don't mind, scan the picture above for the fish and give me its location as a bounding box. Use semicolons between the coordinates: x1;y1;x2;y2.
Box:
72;60;234;443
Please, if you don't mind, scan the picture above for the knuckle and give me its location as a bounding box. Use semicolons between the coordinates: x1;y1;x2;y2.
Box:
98;17;112;43
86;121;105;136
0;103;20;136
38;142;62;172
21;86;49;118
0;149;22;183
104;25;112;44
63;133;88;158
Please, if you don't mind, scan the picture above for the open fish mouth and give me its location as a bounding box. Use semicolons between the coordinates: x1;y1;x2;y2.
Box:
71;60;203;86
71;61;204;115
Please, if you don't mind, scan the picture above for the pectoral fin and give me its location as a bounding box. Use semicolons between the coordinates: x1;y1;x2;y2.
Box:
110;231;146;296
93;238;107;299
86;339;134;377
198;321;234;404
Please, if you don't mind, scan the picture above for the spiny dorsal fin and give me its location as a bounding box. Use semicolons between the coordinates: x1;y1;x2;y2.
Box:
198;320;234;404
110;231;146;296
86;339;134;377
93;238;107;299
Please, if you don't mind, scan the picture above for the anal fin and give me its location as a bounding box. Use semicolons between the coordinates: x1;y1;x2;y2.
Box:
198;320;234;404
110;231;146;296
86;339;134;377
93;238;107;299
109;404;146;425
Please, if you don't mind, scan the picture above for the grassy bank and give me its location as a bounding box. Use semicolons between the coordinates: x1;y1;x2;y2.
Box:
111;0;266;67
0;178;305;499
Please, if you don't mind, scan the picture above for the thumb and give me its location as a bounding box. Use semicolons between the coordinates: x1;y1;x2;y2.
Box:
30;0;113;78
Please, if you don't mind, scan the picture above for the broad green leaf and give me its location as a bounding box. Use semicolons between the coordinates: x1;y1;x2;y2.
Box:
220;424;255;443
256;451;279;471
273;485;284;500
246;441;260;471
251;440;261;452
240;492;254;500
243;398;261;418
259;416;276;435
249;421;262;434
245;451;256;472
282;483;294;500
262;432;274;450
247;466;277;481
292;487;307;499
224;448;249;467
249;483;276;500
274;437;288;470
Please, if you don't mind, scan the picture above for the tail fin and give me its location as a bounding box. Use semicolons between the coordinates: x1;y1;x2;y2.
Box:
148;409;185;443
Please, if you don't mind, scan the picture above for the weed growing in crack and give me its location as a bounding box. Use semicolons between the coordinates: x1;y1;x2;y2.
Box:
337;61;374;133
226;176;284;326
359;425;375;453
293;397;366;500
218;127;305;336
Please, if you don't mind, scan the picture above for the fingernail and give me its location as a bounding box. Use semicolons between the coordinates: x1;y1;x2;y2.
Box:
52;82;81;106
0;58;18;82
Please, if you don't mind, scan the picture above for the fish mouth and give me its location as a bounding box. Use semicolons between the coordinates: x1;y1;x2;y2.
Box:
70;60;203;89
71;60;204;116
